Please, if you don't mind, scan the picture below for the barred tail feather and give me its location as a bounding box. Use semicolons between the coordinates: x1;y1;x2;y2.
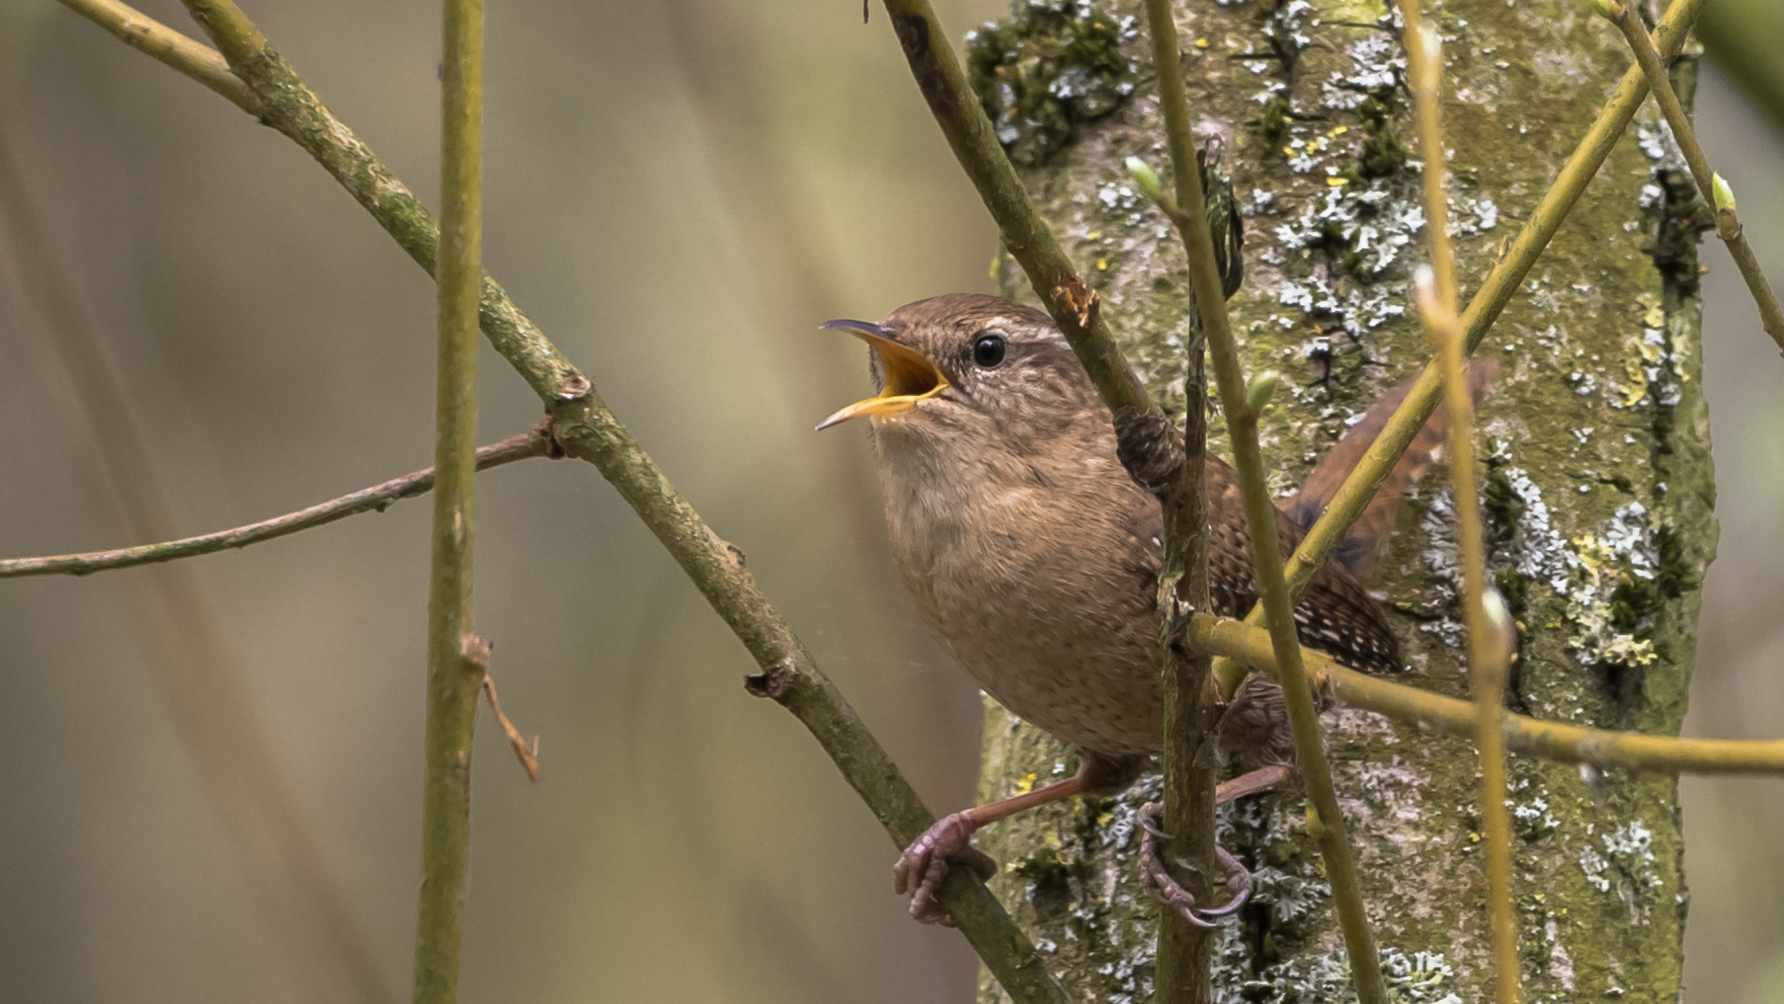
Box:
1283;360;1496;580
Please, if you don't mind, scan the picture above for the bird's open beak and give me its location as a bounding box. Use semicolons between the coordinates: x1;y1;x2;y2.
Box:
815;319;949;431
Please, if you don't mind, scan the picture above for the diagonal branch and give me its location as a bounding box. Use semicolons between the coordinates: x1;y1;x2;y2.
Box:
61;0;257;111
56;2;1071;999
0;430;551;578
1601;0;1784;353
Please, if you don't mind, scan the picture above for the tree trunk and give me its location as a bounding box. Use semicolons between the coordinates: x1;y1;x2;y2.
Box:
966;1;1716;1001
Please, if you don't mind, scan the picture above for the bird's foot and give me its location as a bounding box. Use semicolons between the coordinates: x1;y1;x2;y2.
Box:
1137;802;1253;928
893;812;997;926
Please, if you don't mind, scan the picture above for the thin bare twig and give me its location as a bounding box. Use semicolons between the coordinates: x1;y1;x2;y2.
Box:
1136;2;1220;998
0;430;551;578
1131;0;1387;993
1165;86;1393;1004
1601;0;1784;354
482;674;541;783
1399;6;1518;998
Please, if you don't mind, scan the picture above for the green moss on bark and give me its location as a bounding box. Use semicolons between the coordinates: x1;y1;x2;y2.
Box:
966;2;1138;167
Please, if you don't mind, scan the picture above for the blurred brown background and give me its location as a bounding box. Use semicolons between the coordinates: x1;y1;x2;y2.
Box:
0;1;1777;1001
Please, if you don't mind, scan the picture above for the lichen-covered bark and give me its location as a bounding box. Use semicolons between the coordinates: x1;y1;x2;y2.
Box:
967;2;1716;1001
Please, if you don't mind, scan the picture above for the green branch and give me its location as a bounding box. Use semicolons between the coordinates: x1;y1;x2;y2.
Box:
1157;26;1387;998
1212;0;1711;701
179;0;262;67
61;3;1070;999
1138;2;1220;999
1601;0;1784;353
411;0;486;997
0;432;549;578
1192;615;1784;775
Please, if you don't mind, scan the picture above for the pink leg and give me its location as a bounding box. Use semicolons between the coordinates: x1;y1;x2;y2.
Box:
894;775;1087;925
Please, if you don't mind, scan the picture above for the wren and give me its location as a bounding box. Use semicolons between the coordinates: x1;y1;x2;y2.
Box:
818;293;1487;925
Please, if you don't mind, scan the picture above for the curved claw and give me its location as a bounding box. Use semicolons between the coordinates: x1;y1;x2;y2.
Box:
1137;802;1252;928
1192;845;1253;918
894;811;997;926
1136;804;1172;841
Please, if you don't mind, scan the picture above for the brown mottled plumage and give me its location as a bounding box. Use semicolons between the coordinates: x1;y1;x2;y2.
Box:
821;292;1484;923
866;295;1410;756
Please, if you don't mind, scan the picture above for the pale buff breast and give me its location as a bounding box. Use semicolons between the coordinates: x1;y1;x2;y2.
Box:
874;423;1165;757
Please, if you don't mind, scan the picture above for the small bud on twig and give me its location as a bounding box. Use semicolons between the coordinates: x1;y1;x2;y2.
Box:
1126;156;1163;206
1413;264;1441;318
1587;0;1618;19
1479;586;1517;674
1306;804;1327;841
1246;371;1281;415
1416;22;1441;74
1712;173;1736;215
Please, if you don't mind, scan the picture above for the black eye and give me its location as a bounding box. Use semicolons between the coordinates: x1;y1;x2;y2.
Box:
972;333;1007;368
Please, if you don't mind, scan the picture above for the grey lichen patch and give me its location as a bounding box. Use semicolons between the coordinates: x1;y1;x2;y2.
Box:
965;1;1139;167
1423;471;1683;674
1577;819;1665;923
1214;943;1466;1004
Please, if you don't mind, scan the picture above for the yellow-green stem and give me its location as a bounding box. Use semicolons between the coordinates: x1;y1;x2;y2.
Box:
60;0;255;111
1403;15;1457;318
179;0;262;65
1400;4;1519;998
1159;7;1385;989
1605;0;1784;352
1212;0;1710;701
413;0;484;1001
1192;615;1784;775
1140;2;1217;999
1425;287;1520;1004
1213;393;1388;1004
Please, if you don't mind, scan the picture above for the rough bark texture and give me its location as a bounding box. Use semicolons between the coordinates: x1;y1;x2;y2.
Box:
966;1;1716;1001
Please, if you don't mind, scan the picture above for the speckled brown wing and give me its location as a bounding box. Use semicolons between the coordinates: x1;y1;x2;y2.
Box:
1125;458;1404;677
